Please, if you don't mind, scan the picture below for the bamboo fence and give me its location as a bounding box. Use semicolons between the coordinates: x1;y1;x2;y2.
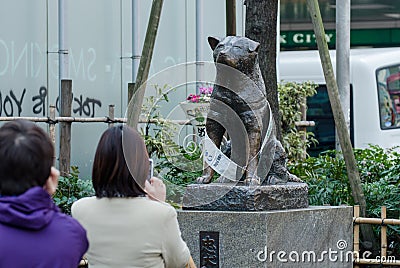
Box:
354;205;400;267
0;105;188;176
0;79;314;177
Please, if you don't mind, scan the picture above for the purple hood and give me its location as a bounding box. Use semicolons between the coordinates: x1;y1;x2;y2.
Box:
0;186;59;230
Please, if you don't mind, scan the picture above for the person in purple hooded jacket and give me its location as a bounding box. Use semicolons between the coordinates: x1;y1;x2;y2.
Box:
0;120;88;268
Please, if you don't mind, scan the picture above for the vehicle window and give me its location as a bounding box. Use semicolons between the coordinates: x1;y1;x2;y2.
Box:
306;85;335;156
376;65;400;129
306;85;354;156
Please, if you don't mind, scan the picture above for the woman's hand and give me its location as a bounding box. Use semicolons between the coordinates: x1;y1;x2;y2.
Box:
44;167;60;196
145;177;166;202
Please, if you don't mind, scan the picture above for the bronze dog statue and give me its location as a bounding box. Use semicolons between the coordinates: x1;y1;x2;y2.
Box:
197;36;290;186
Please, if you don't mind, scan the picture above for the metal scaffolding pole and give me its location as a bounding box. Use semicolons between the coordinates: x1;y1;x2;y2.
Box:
132;0;141;82
195;0;204;93
58;0;69;112
335;0;351;151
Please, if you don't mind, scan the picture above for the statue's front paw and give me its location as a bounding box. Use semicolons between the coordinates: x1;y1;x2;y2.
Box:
244;178;260;186
215;176;231;183
265;174;288;185
196;175;212;184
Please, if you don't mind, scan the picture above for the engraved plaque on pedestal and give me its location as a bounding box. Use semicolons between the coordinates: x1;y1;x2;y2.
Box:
199;231;219;268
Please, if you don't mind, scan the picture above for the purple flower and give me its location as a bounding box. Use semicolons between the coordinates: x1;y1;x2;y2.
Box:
187;93;195;100
199;86;213;95
187;93;201;103
187;86;213;103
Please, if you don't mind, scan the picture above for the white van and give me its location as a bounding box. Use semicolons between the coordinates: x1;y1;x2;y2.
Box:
278;47;400;155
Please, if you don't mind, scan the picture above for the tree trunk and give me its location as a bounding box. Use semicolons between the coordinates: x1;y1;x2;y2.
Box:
306;0;376;249
226;0;236;36
244;0;282;141
59;79;72;177
127;0;164;128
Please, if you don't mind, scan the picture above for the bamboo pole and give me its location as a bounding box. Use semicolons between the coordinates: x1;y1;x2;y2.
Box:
49;105;56;164
299;96;307;159
0;116;190;125
49;105;56;145
0;115;313;128
128;82;135;104
108;105;115;128
353;218;400;225
306;0;375;245
3;116;303;127
59;79;72;177
127;0;164;128
357;259;400;265
51;117;124;123
295;121;315;127
354;205;360;268
0;117;50;122
381;206;388;259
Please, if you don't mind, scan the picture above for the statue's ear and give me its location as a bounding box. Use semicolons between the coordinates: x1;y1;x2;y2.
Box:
248;40;260;52
208;36;221;50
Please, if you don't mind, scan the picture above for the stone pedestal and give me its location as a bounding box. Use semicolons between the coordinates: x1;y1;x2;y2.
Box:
177;206;353;268
182;182;309;211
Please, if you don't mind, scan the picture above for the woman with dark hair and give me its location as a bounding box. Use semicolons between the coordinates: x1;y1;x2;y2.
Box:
0;120;88;268
72;125;191;268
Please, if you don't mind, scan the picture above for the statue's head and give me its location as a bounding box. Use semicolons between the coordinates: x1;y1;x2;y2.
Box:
208;36;260;73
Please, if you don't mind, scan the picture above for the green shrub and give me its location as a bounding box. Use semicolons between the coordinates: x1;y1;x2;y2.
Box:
288;145;400;255
53;166;94;215
278;81;318;162
289;145;400;212
288;150;352;205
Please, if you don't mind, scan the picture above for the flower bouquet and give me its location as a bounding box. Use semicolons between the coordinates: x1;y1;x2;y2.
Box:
180;86;213;138
186;86;213;103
